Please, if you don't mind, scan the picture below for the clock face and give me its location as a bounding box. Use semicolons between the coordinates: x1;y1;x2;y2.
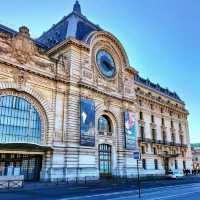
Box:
96;50;116;78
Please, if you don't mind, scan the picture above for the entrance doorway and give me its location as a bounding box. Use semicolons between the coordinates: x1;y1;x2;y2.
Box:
164;158;169;174
0;153;42;181
99;144;112;177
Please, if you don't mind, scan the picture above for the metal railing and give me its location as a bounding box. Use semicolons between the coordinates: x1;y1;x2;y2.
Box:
0;179;24;189
98;132;112;136
138;137;187;147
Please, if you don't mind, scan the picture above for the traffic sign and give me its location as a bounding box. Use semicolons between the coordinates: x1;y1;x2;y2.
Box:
133;151;140;160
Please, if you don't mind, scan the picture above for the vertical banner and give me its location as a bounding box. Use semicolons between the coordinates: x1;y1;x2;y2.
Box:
124;111;137;150
80;98;95;146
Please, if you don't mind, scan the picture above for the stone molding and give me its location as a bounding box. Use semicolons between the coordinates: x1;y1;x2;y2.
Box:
0;81;54;144
85;31;130;68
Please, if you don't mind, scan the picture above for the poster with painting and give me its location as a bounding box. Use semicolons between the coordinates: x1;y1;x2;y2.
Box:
124;111;137;150
80;98;95;146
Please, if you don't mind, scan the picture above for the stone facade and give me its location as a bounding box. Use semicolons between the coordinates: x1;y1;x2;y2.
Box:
0;2;192;181
136;79;192;175
191;144;200;170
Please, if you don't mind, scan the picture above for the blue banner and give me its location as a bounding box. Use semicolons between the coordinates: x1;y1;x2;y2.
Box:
124;112;137;150
80;98;95;146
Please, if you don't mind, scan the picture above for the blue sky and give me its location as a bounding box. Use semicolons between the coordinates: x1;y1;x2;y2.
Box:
0;0;199;142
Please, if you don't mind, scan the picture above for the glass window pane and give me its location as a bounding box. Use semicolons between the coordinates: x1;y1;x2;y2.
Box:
0;96;41;144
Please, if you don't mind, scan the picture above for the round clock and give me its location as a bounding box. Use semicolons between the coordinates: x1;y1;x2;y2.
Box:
96;50;116;78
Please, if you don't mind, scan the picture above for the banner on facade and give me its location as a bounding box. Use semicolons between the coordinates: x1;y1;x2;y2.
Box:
80;98;95;146
124;111;137;150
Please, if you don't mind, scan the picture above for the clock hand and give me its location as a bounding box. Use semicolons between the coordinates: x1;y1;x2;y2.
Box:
102;60;113;70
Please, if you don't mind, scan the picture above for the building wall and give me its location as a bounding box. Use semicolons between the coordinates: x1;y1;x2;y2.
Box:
0;27;192;181
136;84;192;174
192;148;200;170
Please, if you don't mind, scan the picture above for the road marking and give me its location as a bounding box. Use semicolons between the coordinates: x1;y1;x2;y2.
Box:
57;182;200;200
141;182;200;193
147;190;200;200
105;187;200;200
67;186;89;190
88;188;112;192
105;190;200;200
58;190;134;200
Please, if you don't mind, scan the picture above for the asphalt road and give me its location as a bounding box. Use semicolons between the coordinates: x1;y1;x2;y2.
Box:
0;176;200;200
58;182;200;200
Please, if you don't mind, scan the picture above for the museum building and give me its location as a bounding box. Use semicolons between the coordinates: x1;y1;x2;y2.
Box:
0;1;192;181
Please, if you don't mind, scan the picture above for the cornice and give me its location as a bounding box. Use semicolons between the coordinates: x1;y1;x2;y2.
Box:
78;81;135;104
135;80;185;105
0;57;69;85
46;37;90;56
125;66;138;75
86;31;130;68
136;90;188;115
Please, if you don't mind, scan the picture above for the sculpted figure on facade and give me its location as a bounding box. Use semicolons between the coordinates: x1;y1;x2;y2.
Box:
11;26;36;64
0;26;55;73
12;69;28;90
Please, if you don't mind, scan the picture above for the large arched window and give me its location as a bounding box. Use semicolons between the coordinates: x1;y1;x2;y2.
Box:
0;96;41;144
98;115;112;134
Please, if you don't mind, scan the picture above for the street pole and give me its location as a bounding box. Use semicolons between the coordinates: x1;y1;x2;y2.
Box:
137;159;141;198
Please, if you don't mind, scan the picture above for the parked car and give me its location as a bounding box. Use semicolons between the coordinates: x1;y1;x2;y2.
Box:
167;171;184;179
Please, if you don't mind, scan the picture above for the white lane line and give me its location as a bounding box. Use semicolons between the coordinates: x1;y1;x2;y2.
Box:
105;189;200;200
140;182;200;193
105;190;200;200
88;188;112;192
106;187;200;200
147;190;200;200
58;183;200;200
58;190;134;200
67;186;89;190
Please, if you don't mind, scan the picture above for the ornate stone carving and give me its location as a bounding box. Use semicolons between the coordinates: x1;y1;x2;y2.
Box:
56;55;69;74
13;69;28;90
104;97;111;110
0;32;12;54
34;58;55;72
87;31;129;68
11;26;37;64
82;69;93;80
81;90;93;99
0;32;10;40
0;26;55;73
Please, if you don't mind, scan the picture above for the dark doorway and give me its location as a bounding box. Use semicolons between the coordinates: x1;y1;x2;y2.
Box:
164;158;169;174
0;153;42;181
99;144;112;177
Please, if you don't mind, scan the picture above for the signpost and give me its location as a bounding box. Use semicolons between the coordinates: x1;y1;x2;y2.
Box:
133;151;141;198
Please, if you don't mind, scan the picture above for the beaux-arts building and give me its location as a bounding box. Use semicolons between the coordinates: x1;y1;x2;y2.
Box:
0;1;192;181
191;144;200;170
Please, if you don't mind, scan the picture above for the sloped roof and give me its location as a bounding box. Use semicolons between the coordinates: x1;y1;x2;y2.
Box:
37;1;102;49
0;1;184;103
135;74;184;103
0;1;102;50
0;24;16;36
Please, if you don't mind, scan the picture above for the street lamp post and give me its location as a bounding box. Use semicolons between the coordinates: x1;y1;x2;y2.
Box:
133;151;141;198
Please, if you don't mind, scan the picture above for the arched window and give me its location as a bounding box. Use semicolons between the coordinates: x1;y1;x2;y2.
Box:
0;96;41;144
98;115;112;134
